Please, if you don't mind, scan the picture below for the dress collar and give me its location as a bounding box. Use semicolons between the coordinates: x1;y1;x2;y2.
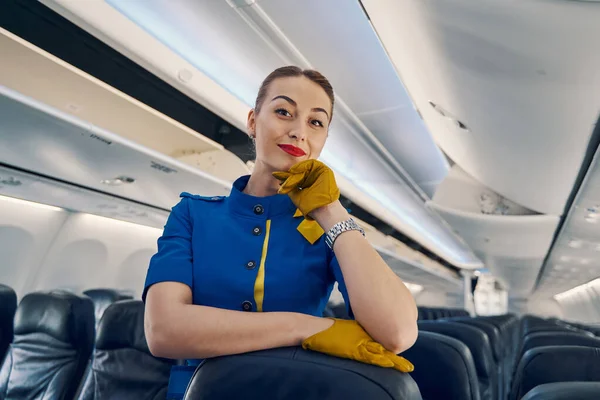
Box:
227;175;296;219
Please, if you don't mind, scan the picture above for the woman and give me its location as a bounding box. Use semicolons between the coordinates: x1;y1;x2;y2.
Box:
143;66;418;397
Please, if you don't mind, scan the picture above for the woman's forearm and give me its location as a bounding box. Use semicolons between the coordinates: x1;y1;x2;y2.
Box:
313;202;418;354
145;283;333;359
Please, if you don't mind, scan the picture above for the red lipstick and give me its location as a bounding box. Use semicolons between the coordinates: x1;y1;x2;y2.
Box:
278;144;306;157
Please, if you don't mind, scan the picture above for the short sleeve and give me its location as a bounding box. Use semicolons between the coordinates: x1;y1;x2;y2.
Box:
328;253;354;319
142;198;194;302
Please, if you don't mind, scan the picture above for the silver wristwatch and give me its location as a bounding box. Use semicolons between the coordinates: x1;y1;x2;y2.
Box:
325;218;365;249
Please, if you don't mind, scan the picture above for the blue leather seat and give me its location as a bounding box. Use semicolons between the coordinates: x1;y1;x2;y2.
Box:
75;300;173;400
183;347;422;400
521;382;600;399
517;331;600;362
451;319;503;364
0;284;17;364
418;321;496;400
83;288;133;328
402;331;480;400
509;345;600;400
0;291;94;399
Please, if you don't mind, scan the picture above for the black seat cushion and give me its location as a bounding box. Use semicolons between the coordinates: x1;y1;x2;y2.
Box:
402;331;481;400
83;288;133;327
0;284;17;364
521;382;600;400
418;321;496;400
0;291;94;400
184;346;422;400
510;345;600;400
76;300;173;400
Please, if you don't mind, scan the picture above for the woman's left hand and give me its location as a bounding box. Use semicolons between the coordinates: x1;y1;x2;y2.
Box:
273;159;340;219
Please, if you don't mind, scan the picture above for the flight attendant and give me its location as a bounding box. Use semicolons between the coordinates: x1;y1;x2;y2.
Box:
142;66;419;398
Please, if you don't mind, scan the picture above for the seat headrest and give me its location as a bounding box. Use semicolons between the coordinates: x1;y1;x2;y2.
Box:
84;288;132;305
95;299;148;353
510;345;600;400
13;290;94;348
83;288;133;321
521;382;600;400
0;283;17;320
402;331;480;400
418;320;495;379
184;347;421;400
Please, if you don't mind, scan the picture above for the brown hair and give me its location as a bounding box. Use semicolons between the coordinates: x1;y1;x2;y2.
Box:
254;66;335;121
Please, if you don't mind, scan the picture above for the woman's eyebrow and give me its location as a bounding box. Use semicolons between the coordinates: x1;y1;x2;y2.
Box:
312;107;330;120
271;95;296;106
271;95;330;120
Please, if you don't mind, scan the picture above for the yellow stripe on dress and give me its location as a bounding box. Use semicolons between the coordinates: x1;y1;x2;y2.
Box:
254;219;271;312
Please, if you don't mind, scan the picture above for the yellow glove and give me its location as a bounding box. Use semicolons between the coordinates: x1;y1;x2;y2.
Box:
272;159;340;219
302;318;414;373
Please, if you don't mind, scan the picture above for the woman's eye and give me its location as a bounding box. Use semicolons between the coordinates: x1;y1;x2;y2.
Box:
311;119;324;128
275;108;291;117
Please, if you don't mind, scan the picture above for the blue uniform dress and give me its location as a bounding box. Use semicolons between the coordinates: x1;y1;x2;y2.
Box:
142;174;353;399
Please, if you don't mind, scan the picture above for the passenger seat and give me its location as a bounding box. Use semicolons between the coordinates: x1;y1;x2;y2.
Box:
402;331;481;400
521;382;600;400
0;290;94;399
183;346;422;400
83;288;133;328
75;299;173;400
0;284;17;364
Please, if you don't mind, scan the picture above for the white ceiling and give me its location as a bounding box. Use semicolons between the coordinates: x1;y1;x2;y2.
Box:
105;0;449;196
362;0;600;216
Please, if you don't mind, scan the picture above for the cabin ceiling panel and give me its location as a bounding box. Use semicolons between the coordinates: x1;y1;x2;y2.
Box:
362;0;600;215
105;0;449;197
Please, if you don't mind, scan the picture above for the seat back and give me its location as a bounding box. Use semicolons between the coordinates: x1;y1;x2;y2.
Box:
0;284;17;364
521;382;600;400
509;345;600;400
76;300;173;400
402;331;481;400
453;319;503;363
418;321;496;400
0;291;94;400
183;347;422;400
519;332;600;361
83;288;133;328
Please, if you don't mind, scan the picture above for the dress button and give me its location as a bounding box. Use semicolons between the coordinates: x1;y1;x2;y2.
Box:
246;260;256;270
252;226;262;236
253;204;264;215
242;301;253;312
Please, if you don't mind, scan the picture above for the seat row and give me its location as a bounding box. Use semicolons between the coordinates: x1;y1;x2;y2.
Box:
0;284;173;399
2;282;599;400
0;284;423;400
402;312;600;400
417;306;470;320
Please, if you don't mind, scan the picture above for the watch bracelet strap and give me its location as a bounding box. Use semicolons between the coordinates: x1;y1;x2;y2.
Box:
325;218;365;249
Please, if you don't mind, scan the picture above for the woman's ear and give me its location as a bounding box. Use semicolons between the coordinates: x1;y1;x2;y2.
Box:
247;109;256;138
